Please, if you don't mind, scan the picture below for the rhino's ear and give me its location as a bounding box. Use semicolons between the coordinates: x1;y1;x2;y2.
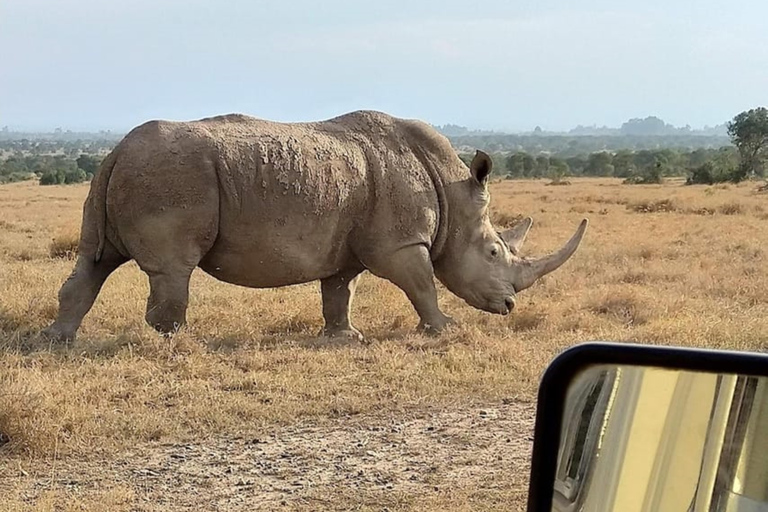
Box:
470;150;492;186
500;217;533;253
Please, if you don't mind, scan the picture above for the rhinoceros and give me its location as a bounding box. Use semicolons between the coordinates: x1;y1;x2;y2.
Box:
43;110;587;342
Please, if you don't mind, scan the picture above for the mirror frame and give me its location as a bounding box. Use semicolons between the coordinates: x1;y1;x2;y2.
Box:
526;342;768;512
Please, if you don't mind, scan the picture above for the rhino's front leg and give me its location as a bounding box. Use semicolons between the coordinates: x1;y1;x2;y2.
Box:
367;245;454;335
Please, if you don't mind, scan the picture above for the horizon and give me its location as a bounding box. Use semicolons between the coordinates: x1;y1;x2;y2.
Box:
0;114;733;136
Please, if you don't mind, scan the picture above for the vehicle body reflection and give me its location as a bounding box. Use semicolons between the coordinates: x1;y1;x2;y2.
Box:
553;365;768;512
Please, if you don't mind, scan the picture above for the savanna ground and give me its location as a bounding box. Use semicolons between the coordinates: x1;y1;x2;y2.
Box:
1;177;768;511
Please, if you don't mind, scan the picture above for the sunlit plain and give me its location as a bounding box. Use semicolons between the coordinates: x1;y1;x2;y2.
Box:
1;177;767;510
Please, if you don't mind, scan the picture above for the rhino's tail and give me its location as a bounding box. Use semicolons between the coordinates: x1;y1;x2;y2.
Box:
90;149;119;263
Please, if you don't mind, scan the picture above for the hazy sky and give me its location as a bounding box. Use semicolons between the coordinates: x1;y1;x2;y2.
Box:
2;0;767;132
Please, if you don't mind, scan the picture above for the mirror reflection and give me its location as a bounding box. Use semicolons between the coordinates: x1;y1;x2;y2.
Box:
553;365;768;512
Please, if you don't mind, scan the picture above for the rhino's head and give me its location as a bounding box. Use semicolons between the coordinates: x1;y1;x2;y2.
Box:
434;150;588;315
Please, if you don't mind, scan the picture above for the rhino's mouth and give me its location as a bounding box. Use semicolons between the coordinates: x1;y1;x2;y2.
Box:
466;297;514;316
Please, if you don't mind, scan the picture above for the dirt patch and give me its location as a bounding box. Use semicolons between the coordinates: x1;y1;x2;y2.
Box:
0;401;536;511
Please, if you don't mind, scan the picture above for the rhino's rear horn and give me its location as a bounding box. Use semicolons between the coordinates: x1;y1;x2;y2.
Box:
500;216;533;253
514;219;588;291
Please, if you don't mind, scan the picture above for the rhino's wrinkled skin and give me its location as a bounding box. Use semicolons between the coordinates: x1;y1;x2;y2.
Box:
43;110;587;342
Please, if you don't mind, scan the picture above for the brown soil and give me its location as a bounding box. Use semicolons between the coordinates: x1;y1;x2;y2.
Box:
1;401;535;511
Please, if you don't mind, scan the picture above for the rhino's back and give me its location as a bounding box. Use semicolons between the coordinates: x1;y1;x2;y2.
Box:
200;112;375;216
189;111;444;287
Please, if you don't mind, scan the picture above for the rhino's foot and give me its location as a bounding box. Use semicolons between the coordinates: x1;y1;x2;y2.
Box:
417;316;457;336
41;324;76;344
319;327;365;343
146;310;186;337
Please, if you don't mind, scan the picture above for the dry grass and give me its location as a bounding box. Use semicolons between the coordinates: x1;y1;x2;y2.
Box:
1;178;768;509
48;229;80;260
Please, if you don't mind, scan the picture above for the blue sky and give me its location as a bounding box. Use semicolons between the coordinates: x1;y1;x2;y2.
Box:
2;0;766;132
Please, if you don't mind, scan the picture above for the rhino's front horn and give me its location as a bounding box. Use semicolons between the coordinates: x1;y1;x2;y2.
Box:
514;219;588;292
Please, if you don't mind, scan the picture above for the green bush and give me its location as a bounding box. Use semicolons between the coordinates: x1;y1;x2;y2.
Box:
686;162;744;185
624;164;663;185
38;165;89;185
0;172;33;184
39;171;59;185
64;167;87;184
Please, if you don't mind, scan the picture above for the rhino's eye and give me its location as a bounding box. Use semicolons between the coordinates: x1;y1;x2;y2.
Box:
490;246;499;258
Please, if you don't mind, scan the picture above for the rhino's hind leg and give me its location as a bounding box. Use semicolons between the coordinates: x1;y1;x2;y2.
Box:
145;269;194;336
319;268;364;341
119;206;217;337
131;234;214;336
43;241;128;343
365;245;454;335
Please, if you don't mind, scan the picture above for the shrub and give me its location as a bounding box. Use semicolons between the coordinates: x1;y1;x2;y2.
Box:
686;162;743;185
719;203;744;215
64;167;87;184
0;172;33;184
39;171;59;185
628;198;678;213
39;162;90;186
624;164;663;185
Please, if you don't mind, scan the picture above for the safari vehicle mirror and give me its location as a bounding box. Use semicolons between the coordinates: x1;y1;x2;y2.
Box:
526;342;768;512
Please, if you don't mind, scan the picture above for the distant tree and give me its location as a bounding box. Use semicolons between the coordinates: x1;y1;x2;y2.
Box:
31;155;90;185
657;148;684;174
686;147;739;184
446;132;731;156
40;171;58;185
713;146;740;172
687;162;723;185
727;107;768;179
624;163;664;184
506;151;535;177
632;150;657;171
687;148;711;168
620;116;674;136
584;152;614;176
437;124;471;136
64;167;87;184
651;151;670;175
76;154;101;178
548;157;570;181
645;161;665;183
612;150;635;177
565;155;587;175
625;152;668;184
533;155;550;178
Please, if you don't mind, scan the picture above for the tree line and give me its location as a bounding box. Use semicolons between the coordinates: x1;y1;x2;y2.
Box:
459;107;768;185
0;139;116;157
449;134;730;156
456;146;740;185
1;107;766;187
0;153;101;184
